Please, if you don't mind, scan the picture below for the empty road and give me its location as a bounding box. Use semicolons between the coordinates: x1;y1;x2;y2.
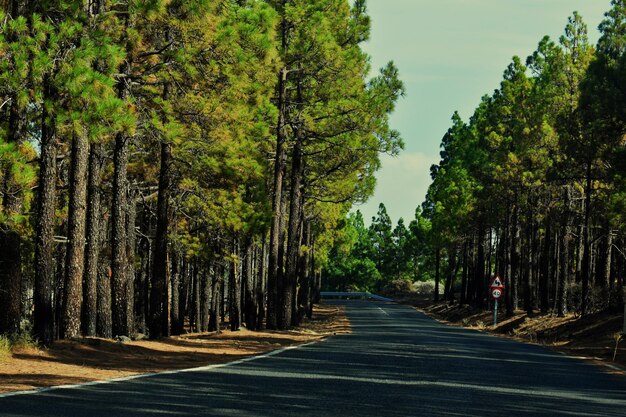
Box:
1;301;626;416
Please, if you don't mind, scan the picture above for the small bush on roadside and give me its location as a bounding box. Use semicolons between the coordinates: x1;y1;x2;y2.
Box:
0;336;11;360
414;280;443;296
382;279;415;296
567;282;616;315
11;331;37;351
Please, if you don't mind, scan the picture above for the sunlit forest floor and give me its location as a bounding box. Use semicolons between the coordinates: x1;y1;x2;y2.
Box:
412;298;626;376
0;304;350;394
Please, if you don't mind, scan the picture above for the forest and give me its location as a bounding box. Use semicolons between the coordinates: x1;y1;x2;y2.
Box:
0;0;404;345
326;1;626;319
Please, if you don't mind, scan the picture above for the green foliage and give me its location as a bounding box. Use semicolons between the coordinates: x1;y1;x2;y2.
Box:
0;336;10;360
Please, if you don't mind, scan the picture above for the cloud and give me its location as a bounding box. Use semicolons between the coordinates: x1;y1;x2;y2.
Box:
354;152;439;225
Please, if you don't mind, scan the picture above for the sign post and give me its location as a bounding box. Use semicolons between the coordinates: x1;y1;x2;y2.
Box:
490;276;505;327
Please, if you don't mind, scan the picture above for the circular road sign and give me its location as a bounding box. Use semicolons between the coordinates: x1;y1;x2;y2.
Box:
492;288;503;299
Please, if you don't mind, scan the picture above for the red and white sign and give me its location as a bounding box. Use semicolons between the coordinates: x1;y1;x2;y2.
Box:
490;276;505;300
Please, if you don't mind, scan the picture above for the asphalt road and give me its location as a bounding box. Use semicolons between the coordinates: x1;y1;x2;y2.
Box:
2;301;626;416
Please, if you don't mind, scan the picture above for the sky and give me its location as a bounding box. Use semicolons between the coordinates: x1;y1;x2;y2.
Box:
355;0;610;225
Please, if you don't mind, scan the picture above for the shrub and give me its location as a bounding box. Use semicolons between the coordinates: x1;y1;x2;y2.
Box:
382;279;415;296
414;280;436;296
11;331;37;351
0;336;11;360
567;282;617;315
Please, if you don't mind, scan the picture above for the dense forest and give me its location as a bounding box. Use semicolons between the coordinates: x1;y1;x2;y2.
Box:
0;0;403;345
326;1;626;319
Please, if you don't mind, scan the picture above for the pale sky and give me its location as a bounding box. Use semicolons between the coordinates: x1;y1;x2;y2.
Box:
357;0;610;225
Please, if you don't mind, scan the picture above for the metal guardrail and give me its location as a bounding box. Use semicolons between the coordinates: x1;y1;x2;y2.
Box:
320;291;393;302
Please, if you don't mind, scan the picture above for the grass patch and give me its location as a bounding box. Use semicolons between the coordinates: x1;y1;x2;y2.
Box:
0;336;12;360
0;332;39;360
11;331;37;351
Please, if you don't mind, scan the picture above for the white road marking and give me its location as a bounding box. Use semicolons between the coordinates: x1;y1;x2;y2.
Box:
377;307;389;316
0;341;320;399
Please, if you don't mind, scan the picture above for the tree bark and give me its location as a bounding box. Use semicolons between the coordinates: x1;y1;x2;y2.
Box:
509;207;520;315
540;222;551;314
150;141;172;339
297;221;311;324
243;238;257;330
62;133;89;339
267;7;290;328
170;251;182;335
82;143;103;336
96;203;112;338
126;193;137;335
459;238;469;305
557;186;571;317
229;245;241;331
209;262;222;333
201;266;211;332
283;137;303;329
581;160;592;316
256;239;266;330
111;130;130;338
474;226;486;309
33;75;58;346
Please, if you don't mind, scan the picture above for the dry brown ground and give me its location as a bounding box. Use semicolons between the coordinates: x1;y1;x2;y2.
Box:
403;295;626;374
0;304;350;394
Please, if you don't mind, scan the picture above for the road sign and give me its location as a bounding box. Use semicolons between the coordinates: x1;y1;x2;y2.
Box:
490;276;504;288
490;276;505;300
490;276;505;326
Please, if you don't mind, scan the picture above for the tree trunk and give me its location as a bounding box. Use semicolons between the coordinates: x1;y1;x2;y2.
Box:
256;239;267;330
201;266;211;332
297;221;311;323
283;137;304;329
82;143;103;336
581;160;592;316
308;238;316;319
126;194;137;335
509;207;520;315
540;222;551;314
110;8;132;339
96;199;112;338
523;207;533;315
597;225;612;289
209;262;222;333
474;226;486;309
267;59;289;330
460;240;468;305
444;246;457;302
191;261;200;332
111;130;130;338
170;251;182;335
229;246;241;331
33;75;57;346
150;141;172;339
244;238;257;330
557;186;571;317
61;133;89;339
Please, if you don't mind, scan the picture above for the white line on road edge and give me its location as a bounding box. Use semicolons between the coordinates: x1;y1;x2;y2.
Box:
377;307;389;316
0;341;321;399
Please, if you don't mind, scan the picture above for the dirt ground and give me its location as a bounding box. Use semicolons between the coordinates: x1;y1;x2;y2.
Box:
0;304;350;394
408;295;626;374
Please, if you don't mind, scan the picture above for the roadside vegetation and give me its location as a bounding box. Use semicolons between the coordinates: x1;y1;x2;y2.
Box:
0;0;402;348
